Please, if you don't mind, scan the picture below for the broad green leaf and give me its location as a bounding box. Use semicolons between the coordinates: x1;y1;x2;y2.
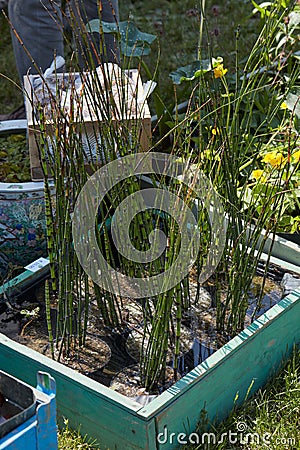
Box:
169;59;211;85
251;0;272;17
278;215;293;228
286;90;300;118
120;41;152;57
291;217;300;233
86;20;156;57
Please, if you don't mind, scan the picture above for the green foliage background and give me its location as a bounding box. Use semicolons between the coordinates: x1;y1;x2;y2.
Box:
0;1;260;113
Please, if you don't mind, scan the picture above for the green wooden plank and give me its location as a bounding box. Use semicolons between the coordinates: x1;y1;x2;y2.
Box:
0;260;50;297
136;289;300;449
139;288;300;418
0;248;299;449
260;232;300;267
0;270;37;296
260;251;300;275
0;335;157;450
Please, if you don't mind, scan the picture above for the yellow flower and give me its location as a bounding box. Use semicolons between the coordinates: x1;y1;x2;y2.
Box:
214;64;228;79
291;149;300;163
251;169;266;182
280;101;288;110
211;126;220;136
262;151;285;168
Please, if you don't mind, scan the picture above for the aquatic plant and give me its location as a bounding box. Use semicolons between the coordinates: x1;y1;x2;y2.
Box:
12;0;300;392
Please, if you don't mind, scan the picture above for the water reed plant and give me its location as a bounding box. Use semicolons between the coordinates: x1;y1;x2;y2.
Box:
18;0;300;392
168;0;299;334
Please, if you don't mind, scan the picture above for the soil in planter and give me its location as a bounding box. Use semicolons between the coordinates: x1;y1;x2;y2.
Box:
0;281;139;386
0;282;135;379
0;261;298;400
0;134;31;183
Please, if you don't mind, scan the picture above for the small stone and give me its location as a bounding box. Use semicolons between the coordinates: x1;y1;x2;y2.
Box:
137;388;146;395
281;273;300;297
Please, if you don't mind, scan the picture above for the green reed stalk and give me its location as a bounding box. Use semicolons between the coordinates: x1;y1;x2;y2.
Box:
45;279;54;359
173;283;183;381
23;0;300;391
164;0;300;341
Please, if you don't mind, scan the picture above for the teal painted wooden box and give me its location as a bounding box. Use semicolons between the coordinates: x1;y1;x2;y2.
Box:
0;254;299;449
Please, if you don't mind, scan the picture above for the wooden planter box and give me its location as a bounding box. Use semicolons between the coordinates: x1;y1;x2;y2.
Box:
0;249;299;449
23;67;152;181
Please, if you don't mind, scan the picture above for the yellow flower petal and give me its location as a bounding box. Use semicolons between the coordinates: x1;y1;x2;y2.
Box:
262;151;285;168
211;126;220;136
292;149;300;163
214;64;228;79
280;101;288;110
251;169;266;181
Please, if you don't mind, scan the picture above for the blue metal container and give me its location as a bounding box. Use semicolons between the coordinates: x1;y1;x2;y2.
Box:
0;371;57;450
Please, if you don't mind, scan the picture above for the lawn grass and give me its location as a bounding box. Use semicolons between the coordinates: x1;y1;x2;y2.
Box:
58;419;99;450
120;0;260;110
0;0;260;114
184;347;300;450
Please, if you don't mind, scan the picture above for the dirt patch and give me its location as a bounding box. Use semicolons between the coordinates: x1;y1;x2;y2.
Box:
0;265;290;399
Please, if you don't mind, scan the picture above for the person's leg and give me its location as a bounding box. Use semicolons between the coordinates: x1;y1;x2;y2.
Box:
8;0;64;83
68;0;119;67
0;0;9;10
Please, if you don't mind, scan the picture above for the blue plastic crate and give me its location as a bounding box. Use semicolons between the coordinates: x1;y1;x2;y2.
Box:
0;371;57;450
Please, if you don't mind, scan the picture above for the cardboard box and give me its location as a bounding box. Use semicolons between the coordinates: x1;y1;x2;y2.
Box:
24;65;152;181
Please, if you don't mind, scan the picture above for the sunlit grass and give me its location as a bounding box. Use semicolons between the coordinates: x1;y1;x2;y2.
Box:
184;347;300;449
0;10;23;113
120;0;259;106
58;419;99;450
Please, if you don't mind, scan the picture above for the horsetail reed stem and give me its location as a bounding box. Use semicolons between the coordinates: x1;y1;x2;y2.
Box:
21;0;299;391
45;279;54;359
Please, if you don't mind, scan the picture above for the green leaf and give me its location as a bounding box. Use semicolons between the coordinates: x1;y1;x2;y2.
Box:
286;89;300;118
251;0;272;18
169;59;211;85
86;20;156;57
292;50;300;60
278;215;293;229
291;216;300;233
